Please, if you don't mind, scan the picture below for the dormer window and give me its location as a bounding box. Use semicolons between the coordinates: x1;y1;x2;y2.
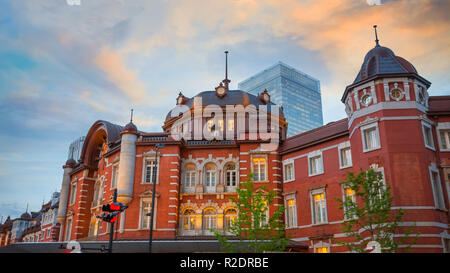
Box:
417;86;426;105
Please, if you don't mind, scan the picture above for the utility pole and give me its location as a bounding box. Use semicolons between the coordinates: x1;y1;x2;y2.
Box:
148;143;165;253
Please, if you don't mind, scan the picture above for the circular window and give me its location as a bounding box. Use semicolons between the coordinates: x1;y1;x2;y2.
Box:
360;94;372;106
390;88;403;101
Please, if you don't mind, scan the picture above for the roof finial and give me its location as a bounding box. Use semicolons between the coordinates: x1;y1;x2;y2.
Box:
130;108;134;123
222;51;230;89
373;25;380;47
26;203;28;214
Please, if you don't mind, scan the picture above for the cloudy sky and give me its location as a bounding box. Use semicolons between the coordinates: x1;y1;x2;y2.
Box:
0;0;449;220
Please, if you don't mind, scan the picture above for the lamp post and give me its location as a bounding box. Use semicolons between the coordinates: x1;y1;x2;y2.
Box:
148;143;165;253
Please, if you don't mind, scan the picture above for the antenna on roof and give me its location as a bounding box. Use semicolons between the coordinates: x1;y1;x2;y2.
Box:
130;109;134;123
222;51;230;90
373;25;380;47
26;203;28;214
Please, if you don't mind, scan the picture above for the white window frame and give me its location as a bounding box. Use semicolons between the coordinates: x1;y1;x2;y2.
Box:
313;241;330;253
283;159;295;183
338;141;352;169
181;209;197;233
251;155;268;182
142;158;159;184
139;198;157;230
361;122;381;153
202;209;217;232
310;188;328;225
65;217;72;242
429;163;446;210
204;164;217;192
111;163;119;189
69;182;77;205
183;165;196;192
225;163;237;188
437;122;450;152
422;121;435;151
341;185;357;220
308;151;323;177
284;194;297;228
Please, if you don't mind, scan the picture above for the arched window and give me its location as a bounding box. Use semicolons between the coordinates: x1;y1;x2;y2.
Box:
224;208;237;230
203;209;217;231
225;163;237;187
184;164;196;188
204;163;216;192
182;209;196;231
89;217;101;237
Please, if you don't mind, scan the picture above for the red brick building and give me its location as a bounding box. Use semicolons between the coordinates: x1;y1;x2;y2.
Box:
55;39;450;252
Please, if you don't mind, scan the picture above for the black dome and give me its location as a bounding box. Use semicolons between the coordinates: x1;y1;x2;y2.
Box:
353;45;417;85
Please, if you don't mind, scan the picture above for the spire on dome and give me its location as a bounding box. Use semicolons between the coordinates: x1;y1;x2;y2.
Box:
373;25;380;47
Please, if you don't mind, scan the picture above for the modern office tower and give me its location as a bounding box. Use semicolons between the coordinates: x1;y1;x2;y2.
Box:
238;62;323;137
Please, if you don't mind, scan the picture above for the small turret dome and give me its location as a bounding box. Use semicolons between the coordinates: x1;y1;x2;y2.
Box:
122;121;138;135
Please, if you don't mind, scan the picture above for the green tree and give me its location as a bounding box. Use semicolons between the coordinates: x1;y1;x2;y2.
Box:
336;168;418;253
214;173;289;253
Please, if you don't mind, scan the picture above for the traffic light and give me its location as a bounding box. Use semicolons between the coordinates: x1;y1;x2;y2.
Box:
102;202;128;212
97;211;120;223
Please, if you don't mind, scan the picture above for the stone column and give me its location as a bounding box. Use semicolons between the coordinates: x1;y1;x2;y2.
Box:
56;160;75;225
117;132;137;204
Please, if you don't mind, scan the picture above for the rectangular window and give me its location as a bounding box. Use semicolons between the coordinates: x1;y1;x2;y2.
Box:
316;247;328;253
226;166;237;187
47;229;51;238
41;230;45;239
218;120;224;131
285;198;297;228
339;147;352;168
311;190;327;224
69;183;77;205
252;157;266;181
430;170;445;210
343;187;356;220
144;160;158;184
309;154;323;176
65;218;72;241
228;119;234;131
111;164;119;189
141;201;153;229
283;162;294;182
422;122;435;150
185;170;196;188
362;126;380;151
207;119;214;132
439;129;450;150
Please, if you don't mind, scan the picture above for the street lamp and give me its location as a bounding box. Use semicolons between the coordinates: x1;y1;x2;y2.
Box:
148;143;165;253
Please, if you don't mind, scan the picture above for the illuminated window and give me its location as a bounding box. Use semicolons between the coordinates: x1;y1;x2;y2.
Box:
224;208;237;230
343;187;357;220
311;190;327;224
285;198;297;228
144;160;158;184
183;209;196;230
207;119;214;132
316;247;328;253
252;157;266;181
218;120;224;131
228;119;234;131
203;209;217;230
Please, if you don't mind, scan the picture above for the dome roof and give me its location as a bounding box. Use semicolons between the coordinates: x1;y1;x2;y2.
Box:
352;45;417;85
121;121;138;134
65;158;76;167
20;212;31;220
165;89;280;121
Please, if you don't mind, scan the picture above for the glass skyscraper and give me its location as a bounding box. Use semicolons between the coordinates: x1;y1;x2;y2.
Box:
238;62;323;137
